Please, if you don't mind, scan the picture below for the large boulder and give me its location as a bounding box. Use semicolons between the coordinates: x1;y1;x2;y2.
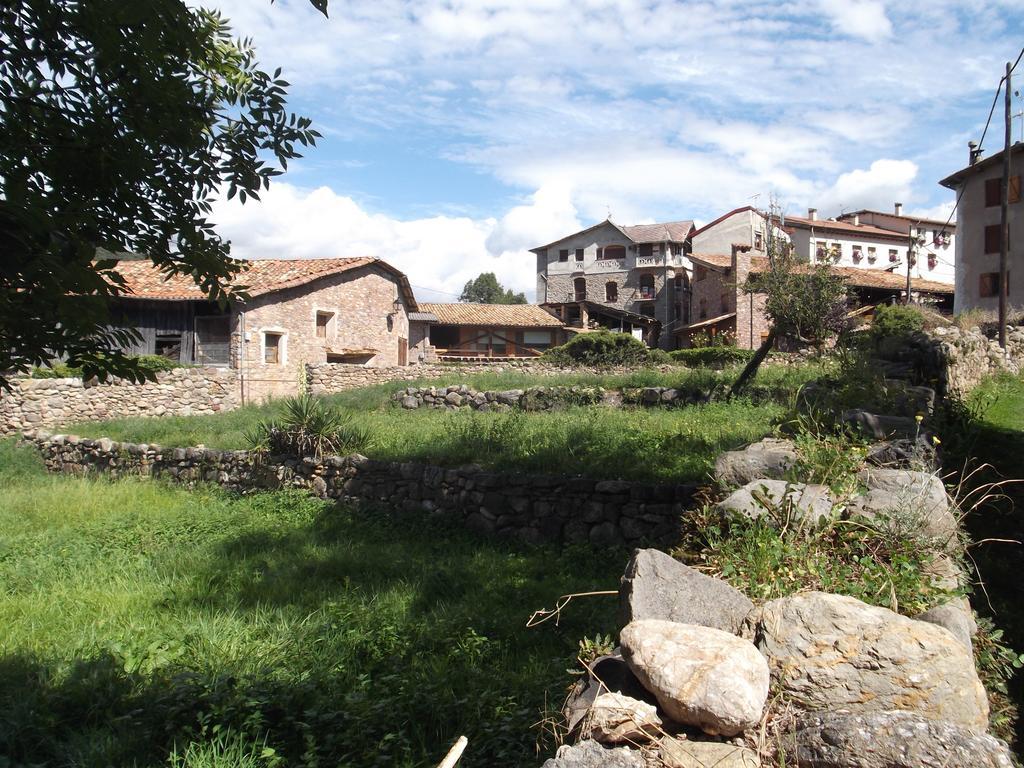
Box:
716;480;834;527
659;738;760;768
786;710;1014;767
619;548;753;634
585;693;662;745
841;409;918;440
741;592;988;731
714;438;797;488
540;740;645;768
915;598;976;651
620;620;769;737
848;468;957;544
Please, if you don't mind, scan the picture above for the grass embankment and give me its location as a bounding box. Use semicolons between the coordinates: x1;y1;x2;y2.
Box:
63;364;825;484
0;440;621;767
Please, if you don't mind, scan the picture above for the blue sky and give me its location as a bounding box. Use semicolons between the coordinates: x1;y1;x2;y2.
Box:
209;0;1024;301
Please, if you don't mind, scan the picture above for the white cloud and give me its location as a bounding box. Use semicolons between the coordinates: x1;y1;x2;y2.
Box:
213;183;542;301
485;182;580;254
818;0;893;41
814;159;918;215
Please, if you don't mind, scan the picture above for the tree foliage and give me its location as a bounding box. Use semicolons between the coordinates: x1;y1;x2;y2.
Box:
0;1;324;387
459;272;526;304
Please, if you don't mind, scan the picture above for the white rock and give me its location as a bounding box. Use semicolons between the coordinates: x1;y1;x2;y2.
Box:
620;620;769;737
585;693;662;744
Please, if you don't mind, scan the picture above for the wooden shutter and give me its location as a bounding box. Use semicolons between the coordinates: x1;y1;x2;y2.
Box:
984;225;1001;254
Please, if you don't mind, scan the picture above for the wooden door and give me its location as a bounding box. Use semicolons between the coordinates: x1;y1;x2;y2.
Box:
398;337;408;366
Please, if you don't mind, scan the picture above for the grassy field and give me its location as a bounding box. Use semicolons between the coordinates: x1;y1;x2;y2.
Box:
63;364;824;484
0;439;623;767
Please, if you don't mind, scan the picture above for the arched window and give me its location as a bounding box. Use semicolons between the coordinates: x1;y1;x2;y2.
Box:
573;277;587;301
605;281;618;303
639;273;656;300
601;244;626;260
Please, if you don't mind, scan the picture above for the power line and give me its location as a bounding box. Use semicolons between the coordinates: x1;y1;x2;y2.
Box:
410;283;462;298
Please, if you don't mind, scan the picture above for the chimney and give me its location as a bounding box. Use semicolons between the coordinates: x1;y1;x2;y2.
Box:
808;207;817;221
852;213;860;226
969;141;982;166
894;202;903;216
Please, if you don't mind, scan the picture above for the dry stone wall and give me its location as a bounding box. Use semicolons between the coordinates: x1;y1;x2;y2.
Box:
1;368;240;436
25;431;697;547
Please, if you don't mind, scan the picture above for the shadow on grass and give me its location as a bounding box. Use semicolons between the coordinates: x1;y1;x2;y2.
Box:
1;497;623;768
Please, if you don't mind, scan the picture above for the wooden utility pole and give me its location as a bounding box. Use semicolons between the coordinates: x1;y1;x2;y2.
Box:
905;227;914;305
999;61;1012;349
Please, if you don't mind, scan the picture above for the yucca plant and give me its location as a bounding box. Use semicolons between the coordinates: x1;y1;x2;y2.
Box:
245;395;372;459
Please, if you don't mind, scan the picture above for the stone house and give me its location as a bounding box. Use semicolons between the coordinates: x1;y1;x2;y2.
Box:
413;303;568;359
530;218;694;349
940;142;1023;314
835;206;956;284
109;257;419;400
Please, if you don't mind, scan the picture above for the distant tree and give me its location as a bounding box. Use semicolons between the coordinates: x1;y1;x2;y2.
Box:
459;273;527;304
730;223;848;396
0;1;326;388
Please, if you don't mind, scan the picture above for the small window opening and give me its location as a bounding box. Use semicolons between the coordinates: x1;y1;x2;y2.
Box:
264;333;282;364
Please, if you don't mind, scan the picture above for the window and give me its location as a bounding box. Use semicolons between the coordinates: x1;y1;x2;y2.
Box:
639;274;656;299
928;254;937;270
155;334;182;361
754;231;764;250
605;281;618;302
575;248;584;262
979;271;1008;298
852;245;863;262
888;249;899;263
638;243;653;258
601;244;626;260
674;275;683;290
264;332;283;364
986;176;1021;207
670;243;682;256
658;243;666;256
522;330;553;349
639;303;655;318
867;246;877;263
985;224;1002;254
315;311;333;338
720;292;730;313
558;249;569;262
829;243;841;261
573;277;587;301
698;297;708;320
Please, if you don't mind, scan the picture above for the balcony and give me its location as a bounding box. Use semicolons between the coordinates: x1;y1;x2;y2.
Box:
573;291;587;302
638;287;656;300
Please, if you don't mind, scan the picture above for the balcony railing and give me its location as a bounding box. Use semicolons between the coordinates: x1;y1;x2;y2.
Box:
639;287;656;299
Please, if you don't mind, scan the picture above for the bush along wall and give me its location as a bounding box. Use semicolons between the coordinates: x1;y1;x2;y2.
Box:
24;431;697;547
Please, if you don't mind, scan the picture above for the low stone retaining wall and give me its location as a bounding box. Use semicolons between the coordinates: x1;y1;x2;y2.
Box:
394;384;718;411
24;431;697;546
928;325;1024;395
1;368;240;436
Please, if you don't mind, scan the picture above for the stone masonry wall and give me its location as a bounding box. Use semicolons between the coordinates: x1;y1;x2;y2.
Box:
26;432;697;547
1;368;240;436
926;325;1024;396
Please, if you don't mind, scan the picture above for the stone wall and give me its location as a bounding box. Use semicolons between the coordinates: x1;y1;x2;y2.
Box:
25;431;697;547
395;384;719;411
927;325;1024;396
1;368;240;436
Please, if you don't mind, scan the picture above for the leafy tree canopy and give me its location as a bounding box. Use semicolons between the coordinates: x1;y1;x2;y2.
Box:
0;0;326;387
459;272;527;304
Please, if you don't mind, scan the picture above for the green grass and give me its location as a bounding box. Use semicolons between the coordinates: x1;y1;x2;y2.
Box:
0;439;622;767
61;364;825;483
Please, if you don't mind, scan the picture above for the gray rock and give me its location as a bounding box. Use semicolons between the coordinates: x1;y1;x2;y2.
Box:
741;592;988;731
620;620;769;737
659;738;760;768
716;479;834;527
563;650;657;735
496;389;524;405
865;438;937;471
619;548;753;634
400;395;419;409
787;710;1014;767
849;468;956;544
444;391;463;406
841;409;918;439
714;438;797;488
915;598;976;651
585;693;662;744
540;740;645;768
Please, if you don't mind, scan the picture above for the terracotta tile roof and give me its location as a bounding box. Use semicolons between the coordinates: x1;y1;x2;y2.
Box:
620;220;694;243
745;261;953;295
781;216;907;241
837;210;957;230
112;257;418;309
420;303;564;327
689;253;771;271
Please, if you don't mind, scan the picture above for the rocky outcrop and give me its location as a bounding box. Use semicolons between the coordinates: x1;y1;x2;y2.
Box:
742;592;988;731
714;437;797;488
716;480;834;527
619;549;753;634
787;710;1014;768
620;620;769;737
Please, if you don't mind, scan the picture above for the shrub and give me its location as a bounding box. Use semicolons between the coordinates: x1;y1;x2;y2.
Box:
245;395;372;459
871;303;924;339
543;331;655;367
670;347;755;368
31;354;183;379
